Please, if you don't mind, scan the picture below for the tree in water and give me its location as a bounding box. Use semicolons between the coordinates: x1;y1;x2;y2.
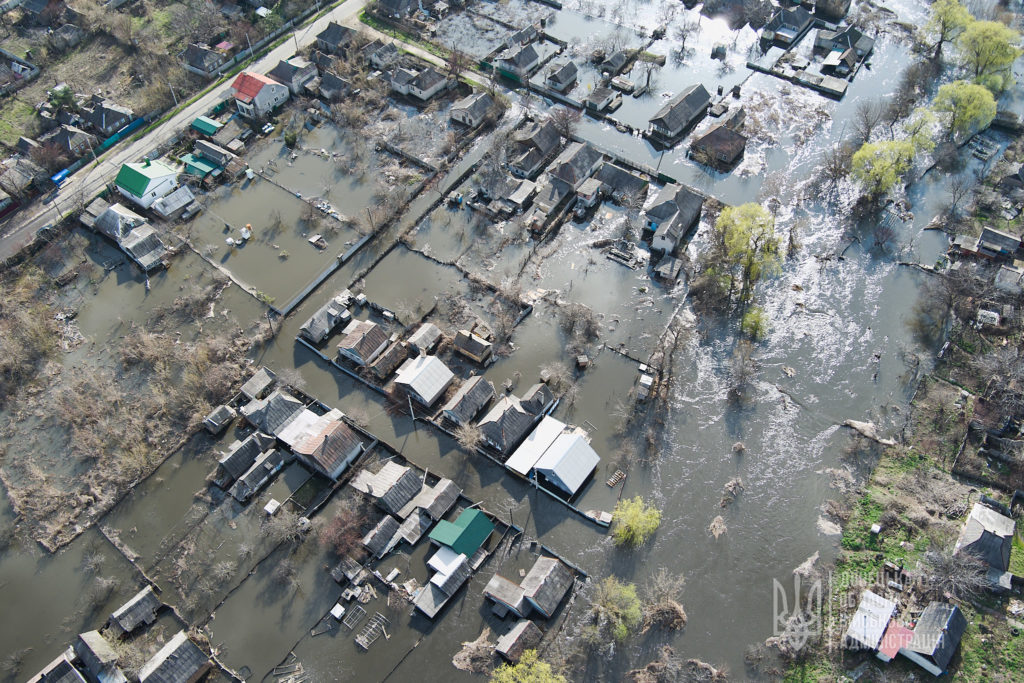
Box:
612;496;662;547
958;20;1022;93
932;80;997;140
713;203;781;305
923;0;972;61
490;650;565;683
850;140;916;200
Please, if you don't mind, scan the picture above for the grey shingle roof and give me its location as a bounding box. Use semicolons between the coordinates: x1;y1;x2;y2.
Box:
443;376;495;426
907;602;966;672
594;162;648;198
316;21;354;50
649;84;710;136
218;432;275;483
955;502;1014;571
379;467;423;515
363;515;401;557
451;92;494;122
479;396;534;454
109;586;161;636
520;383;554;415
230;448;285;502
74;631;119;680
138;631;210;683
548;142;602;188
241;389;304;435
397;477;462;521
454;330;492;360
520;556;573;617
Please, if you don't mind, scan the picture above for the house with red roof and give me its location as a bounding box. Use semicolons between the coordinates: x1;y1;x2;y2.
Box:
230;71;289;119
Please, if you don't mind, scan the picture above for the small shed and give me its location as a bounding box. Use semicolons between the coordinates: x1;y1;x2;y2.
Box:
843;590;895;652
203;404;236;434
428;508;494;557
495;620;543;662
241;367;276;400
903;602;966;676
407;322;442;353
191;116;222;137
363;515;401;558
483;574;527;617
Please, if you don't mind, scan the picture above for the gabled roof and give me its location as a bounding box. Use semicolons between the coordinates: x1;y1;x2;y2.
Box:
350;461;423;515
954;502;1014;571
451;92;494;121
120;225;167;271
506;415;568;476
520;556;574;617
109;585;161;635
230;448;284;502
338;320;388;361
478;396;534;453
138;631;209;683
231;71;283;102
363;514;401;557
520;383;554;415
296;419;363;478
299;292;350;343
495;620;542;662
514;120;560;156
395;355;455;406
602;50;629;72
647;183;704;238
535;432;599;495
691;123;747;164
74;631;120;679
907;602;967;672
267;57;315;85
40;124;96;153
498;43;539;69
115;160;177;198
546;60;577;85
183;43;224;71
241;367;276;400
428;508;494;556
548;142;602;188
443;375;495;425
429;548;472;596
453;329;492;359
765;6;813;33
484;573;526;614
407;322;442;352
397;477;461;520
594;162;648;197
35;657;87;683
649;84;710;134
219;432;276;482
411;67;445;92
94;203;145;241
240;389;304;435
316;21;354;48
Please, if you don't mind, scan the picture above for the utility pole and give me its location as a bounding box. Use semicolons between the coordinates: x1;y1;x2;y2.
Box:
247;32;254;58
169;84;178;107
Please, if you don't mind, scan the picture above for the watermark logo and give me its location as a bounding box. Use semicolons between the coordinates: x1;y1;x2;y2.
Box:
772;574;823;651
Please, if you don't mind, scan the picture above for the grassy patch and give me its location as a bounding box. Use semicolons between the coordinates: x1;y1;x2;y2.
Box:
0;98;38;148
956;604;1024;681
360;11;449;60
1010;532;1024;577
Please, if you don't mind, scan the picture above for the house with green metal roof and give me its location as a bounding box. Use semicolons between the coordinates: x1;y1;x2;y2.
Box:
428;508;494;557
181;153;220;179
191;116;223;137
115;159;179;209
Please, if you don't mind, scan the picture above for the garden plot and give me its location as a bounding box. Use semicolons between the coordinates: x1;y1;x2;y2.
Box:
472;0;555;30
429;11;508;60
368;94;463;167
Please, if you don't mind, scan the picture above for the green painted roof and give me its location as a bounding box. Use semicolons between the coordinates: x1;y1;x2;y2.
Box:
115;160;177;197
181;153;218;177
428;508;494;557
191;116;223;136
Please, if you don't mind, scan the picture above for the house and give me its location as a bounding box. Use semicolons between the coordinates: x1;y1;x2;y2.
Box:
601;50;630;76
107;586;161;638
299;291;352;344
337;320;389;366
415;545;473;618
979;226;1022;260
240;389;304;436
508;24;538;46
91;202;168;271
317;71;351;102
391;66;446;101
181;43;227;77
450;92;495;127
316;21;354;53
507;179;537;212
80;95;133;137
115;159;178;209
545;60;577;92
535;432;600;496
645;183;704;254
215;432;277;487
26;655;87;683
349;461;423;515
442;375;495;426
648;84;711;142
396;477;460;522
230;448;286;502
495;43;540;80
203;404;236;435
533;177;571;214
843;590;896;651
428;507;494;556
509;120;561;178
521;383;555;415
495;620;542;662
241;367;276;401
138;631;211;683
690;122;747;169
520;556;574;617
453;329;493;364
363;40;400;69
377;0;413;18
74;631;125;683
653;255;683;285
902;602;967;677
193;139;233;167
548;141;603;191
39;124;96;157
230;71;289;118
152;185;200;221
484;573;527;616
822;48;859;77
407;322;442;353
478;396;535;453
762;6;814;46
506;415;570;477
593;162;648;203
815;25;874;58
576;177;602;208
584;85;616;112
363;515;401;558
954;501;1015;588
294;418;365;479
394;355;455;407
267;57;318;94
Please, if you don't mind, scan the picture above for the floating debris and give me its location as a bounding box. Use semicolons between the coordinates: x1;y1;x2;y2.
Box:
708;516;727;539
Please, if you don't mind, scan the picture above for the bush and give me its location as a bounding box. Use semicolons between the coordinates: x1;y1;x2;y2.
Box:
612;496;661;547
284;129;299;147
585;576;643;644
490;650;565;683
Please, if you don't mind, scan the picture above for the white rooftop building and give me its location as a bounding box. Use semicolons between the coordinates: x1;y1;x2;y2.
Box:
395;355;454;407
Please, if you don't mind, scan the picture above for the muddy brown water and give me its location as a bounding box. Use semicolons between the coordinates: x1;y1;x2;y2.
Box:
0;0;1008;679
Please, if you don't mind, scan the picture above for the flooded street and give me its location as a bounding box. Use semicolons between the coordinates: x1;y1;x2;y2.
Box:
1;0;1012;679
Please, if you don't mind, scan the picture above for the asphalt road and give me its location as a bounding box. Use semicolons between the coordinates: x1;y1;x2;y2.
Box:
0;0;376;263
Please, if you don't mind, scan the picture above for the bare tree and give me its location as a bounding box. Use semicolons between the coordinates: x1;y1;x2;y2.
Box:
820;142;854;188
549;106;581;140
455;423;482;451
921;543;988;601
445;44;471;80
853;100;884;143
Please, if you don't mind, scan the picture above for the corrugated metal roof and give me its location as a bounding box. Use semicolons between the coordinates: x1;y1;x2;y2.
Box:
138;631;209;683
362;515;401;558
843;590;895;651
442;376;495;426
534;433;599;496
506;415;568;476
520;557;573;618
109;586;161;635
395;355;454;406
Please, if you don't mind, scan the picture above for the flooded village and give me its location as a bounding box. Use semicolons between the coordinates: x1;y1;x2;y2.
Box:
3;0;1024;680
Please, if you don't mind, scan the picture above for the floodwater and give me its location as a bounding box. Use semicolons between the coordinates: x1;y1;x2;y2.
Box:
0;0;1006;680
